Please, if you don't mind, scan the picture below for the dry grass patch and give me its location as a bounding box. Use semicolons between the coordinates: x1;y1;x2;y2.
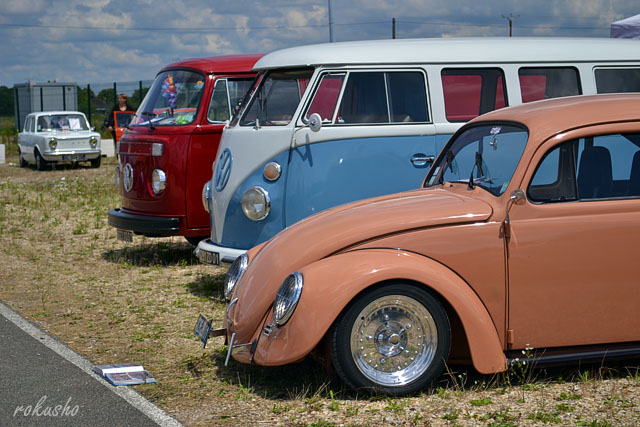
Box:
0;156;638;426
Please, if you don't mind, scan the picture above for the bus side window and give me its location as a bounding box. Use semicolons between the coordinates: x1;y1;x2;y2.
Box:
441;68;507;122
595;68;640;93
208;79;230;123
335;71;429;125
519;67;581;103
305;73;345;123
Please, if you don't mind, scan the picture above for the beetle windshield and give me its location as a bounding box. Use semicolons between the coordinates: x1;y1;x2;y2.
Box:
425;123;528;196
131;69;205;127
38;114;89;131
239;68;313;127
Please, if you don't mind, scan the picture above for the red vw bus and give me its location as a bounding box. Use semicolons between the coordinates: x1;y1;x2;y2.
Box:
108;54;263;245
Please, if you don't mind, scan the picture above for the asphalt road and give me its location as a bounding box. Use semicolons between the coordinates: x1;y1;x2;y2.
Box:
0;302;180;427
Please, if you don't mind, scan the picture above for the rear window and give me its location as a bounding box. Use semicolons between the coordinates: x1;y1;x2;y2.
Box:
441;68;506;122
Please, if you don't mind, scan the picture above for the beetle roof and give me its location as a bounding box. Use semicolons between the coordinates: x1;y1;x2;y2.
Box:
161;53;264;74
467;93;640;136
254;37;640;70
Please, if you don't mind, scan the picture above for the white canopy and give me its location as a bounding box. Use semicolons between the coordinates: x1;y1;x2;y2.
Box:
611;14;640;39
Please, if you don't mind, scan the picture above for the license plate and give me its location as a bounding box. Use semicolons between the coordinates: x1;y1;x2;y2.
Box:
197;248;220;265
195;315;213;348
62;154;86;161
116;229;133;242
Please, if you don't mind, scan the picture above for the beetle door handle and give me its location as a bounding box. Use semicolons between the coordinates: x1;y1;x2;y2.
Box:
410;154;434;167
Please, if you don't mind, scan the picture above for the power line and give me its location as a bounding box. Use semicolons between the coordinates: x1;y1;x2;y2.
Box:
0;20;387;32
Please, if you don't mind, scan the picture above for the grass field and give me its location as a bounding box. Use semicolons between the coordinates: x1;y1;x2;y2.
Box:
0;154;638;426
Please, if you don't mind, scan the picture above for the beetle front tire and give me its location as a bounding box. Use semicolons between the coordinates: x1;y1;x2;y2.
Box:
35;149;47;171
329;283;450;395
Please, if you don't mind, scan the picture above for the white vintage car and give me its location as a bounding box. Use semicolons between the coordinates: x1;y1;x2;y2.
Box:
18;111;102;170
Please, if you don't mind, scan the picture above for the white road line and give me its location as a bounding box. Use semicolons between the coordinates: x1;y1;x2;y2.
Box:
0;301;182;427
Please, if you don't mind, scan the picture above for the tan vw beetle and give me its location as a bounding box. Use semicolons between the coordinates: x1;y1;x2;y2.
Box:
199;93;640;395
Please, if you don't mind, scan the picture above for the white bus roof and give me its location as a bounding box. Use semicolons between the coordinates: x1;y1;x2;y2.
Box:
254;37;640;70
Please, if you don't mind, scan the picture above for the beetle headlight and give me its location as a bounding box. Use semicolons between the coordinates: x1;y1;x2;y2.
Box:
224;253;248;300
89;137;98;148
48;138;57;150
241;186;270;221
151;169;166;195
114;165;121;190
273;272;303;327
202;179;212;213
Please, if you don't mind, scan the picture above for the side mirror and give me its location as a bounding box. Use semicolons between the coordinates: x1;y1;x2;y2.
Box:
308;113;322;133
509;189;526;205
91;126;96;131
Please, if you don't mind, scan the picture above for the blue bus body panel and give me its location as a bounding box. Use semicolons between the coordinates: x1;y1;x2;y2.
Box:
284;135;441;226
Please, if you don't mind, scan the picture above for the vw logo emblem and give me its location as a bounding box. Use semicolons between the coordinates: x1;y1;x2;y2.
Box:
123;163;134;192
214;148;232;191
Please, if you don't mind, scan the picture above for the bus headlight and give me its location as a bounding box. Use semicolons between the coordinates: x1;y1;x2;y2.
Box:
151;169;167;195
202;180;212;213
273;272;303;327
241;186;270;221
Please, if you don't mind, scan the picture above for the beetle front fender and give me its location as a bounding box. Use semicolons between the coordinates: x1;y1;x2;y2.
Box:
252;249;506;374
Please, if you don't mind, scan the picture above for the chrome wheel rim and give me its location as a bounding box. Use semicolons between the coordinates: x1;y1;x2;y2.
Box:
350;294;437;387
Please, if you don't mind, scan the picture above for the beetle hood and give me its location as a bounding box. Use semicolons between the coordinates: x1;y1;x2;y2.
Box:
231;187;493;337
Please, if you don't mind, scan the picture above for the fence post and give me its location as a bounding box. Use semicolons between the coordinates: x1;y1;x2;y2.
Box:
40;87;44;111
14;87;20;131
87;84;92;125
62;85;66;111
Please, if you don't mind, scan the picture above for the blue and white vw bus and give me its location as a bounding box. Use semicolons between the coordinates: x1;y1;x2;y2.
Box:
196;37;640;264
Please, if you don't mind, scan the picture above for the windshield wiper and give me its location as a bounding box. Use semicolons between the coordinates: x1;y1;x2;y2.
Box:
141;111;156;130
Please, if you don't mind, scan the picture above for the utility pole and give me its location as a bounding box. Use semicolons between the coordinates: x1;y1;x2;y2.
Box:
392;17;396;39
502;13;519;37
328;0;335;42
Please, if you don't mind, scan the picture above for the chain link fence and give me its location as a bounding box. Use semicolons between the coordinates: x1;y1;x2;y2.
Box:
81;80;153;137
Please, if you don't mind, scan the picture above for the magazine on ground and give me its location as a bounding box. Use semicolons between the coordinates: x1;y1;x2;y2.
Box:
93;363;156;386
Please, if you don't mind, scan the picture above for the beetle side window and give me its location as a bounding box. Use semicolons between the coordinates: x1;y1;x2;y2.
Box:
441;68;506;122
528;134;640;202
595;68;640;93
518;67;581;103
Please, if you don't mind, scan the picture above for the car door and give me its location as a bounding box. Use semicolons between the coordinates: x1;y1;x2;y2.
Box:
20;116;35;160
506;130;640;350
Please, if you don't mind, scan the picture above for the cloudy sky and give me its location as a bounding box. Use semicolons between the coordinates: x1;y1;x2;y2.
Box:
0;0;637;87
